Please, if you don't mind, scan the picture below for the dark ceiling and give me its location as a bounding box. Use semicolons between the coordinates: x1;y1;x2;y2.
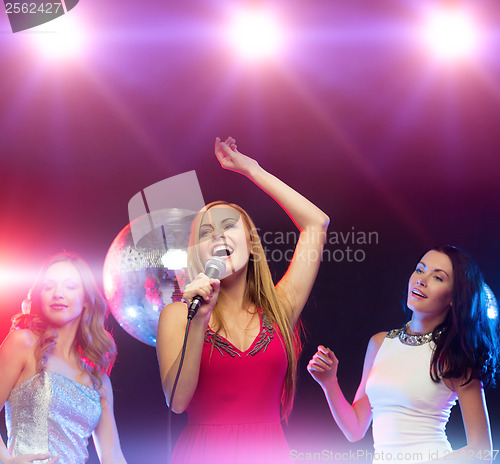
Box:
1;1;499;462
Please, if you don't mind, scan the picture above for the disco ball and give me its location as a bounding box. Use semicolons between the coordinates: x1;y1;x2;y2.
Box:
103;209;196;346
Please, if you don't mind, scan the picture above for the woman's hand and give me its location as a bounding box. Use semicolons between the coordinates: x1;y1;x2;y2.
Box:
307;345;339;388
2;454;59;464
182;273;221;321
214;137;259;176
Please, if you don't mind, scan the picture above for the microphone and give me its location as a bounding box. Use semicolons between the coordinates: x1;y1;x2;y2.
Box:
187;257;226;320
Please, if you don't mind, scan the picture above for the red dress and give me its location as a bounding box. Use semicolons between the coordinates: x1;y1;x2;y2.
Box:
171;310;290;464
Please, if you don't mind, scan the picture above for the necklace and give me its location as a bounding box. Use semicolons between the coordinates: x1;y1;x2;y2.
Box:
388;322;444;346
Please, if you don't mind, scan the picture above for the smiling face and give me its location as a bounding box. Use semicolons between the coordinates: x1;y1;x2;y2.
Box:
40;261;86;328
196;205;251;279
407;250;454;321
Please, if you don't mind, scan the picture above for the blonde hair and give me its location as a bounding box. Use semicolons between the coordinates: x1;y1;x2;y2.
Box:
188;201;302;419
11;252;116;389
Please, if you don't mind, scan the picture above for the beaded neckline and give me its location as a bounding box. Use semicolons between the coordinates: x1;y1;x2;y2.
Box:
204;310;275;357
387;322;443;346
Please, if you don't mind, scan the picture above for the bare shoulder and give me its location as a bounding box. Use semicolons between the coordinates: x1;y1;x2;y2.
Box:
369;331;388;347
1;328;38;352
100;373;112;389
443;376;483;394
364;332;388;360
0;329;38;388
158;302;188;326
357;331;389;383
98;373;113;401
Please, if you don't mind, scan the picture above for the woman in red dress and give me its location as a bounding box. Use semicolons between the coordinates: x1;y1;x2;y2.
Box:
157;136;329;464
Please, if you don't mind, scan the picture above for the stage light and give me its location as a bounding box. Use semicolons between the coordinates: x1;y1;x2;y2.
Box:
161;249;187;271
227;7;285;60
29;13;85;60
421;8;480;62
0;266;39;293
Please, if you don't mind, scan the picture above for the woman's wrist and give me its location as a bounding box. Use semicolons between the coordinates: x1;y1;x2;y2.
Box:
239;159;264;181
321;376;340;394
189;312;211;331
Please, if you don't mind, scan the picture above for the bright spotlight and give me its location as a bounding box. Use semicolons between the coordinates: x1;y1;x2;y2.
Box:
421;9;480;62
30;14;85;60
161;249;187;270
227;8;285;60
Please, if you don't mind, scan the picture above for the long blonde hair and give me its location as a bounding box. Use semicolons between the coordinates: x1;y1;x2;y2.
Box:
11;252;116;389
187;201;302;419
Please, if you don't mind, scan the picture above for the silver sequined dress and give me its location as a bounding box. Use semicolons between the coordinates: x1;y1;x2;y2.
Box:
5;371;102;464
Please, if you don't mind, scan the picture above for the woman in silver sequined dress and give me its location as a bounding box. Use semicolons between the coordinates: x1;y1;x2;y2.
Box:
308;245;499;463
0;252;127;464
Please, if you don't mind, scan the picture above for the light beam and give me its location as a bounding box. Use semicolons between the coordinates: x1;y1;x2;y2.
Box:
227;7;285;61
421;8;481;62
30;13;86;60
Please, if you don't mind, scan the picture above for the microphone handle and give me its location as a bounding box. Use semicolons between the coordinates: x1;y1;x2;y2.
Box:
187;296;204;321
186;266;221;321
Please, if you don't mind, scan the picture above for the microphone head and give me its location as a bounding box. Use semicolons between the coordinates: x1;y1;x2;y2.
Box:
204;257;226;279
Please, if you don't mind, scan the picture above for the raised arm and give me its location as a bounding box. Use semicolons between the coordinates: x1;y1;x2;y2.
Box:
307;332;386;442
215;137;330;324
92;375;127;464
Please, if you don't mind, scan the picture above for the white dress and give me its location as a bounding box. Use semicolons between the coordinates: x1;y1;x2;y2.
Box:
365;327;458;463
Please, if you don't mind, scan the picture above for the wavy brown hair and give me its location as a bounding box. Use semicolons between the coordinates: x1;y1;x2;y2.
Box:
11;252;116;389
187;201;302;419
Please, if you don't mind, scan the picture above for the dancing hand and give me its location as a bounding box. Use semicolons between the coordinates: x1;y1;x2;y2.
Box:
307;345;339;388
4;454;60;464
214;136;259;176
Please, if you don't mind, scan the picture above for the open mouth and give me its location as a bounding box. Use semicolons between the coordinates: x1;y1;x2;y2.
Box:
412;289;427;298
212;244;234;258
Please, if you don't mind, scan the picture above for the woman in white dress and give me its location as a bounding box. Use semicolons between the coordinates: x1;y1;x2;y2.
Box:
308;245;499;463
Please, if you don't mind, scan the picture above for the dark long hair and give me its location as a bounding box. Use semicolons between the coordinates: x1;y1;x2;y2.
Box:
427;245;499;388
11;252;117;389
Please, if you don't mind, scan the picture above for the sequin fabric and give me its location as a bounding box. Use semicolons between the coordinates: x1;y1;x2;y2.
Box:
5;371;101;464
386;322;444;346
